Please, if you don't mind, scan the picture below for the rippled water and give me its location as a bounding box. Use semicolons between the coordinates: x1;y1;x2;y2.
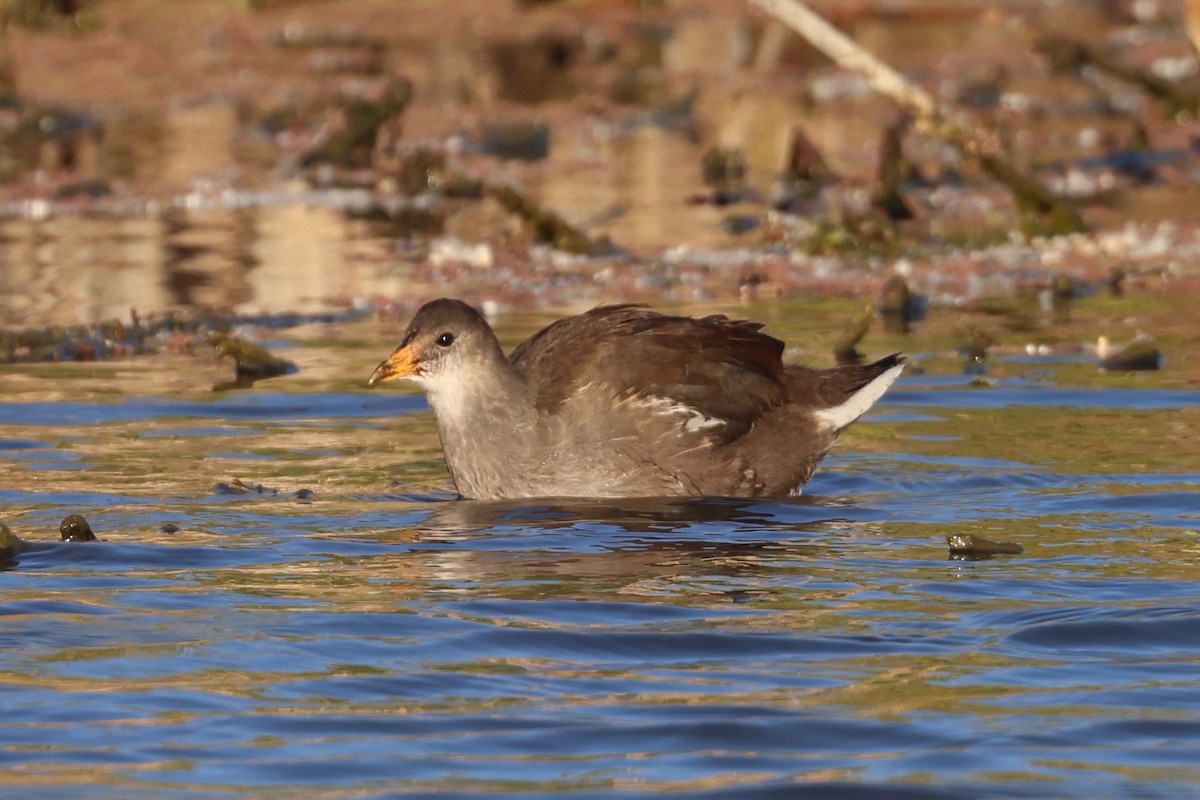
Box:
2;312;1199;799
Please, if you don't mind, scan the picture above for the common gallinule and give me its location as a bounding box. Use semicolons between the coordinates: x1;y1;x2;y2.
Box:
369;299;904;499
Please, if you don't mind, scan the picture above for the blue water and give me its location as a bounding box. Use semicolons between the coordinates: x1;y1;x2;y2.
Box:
1;358;1199;798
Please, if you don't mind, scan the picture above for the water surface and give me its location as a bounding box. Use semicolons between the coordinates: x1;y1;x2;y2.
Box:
1;310;1199;798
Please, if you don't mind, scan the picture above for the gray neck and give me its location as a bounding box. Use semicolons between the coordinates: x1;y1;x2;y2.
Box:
425;356;537;499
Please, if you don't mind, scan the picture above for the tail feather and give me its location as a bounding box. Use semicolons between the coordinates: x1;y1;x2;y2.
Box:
813;354;905;432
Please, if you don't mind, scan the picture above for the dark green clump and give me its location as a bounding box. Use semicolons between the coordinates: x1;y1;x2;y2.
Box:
59;513;96;542
832;306;873;366
486;184;616;256
0;523;29;557
947;533;1024;560
301;78;413;168
209;333;297;390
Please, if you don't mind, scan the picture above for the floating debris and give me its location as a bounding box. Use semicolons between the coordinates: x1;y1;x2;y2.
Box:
209;334;298;391
0;523;30;558
959;327;995;376
832;305;873;366
1097;335;1162;372
879;274;923;335
214;479;313;499
217;478;279;496
59;514;97;542
2;516;100;563
0;309;365;365
947;533;1024;559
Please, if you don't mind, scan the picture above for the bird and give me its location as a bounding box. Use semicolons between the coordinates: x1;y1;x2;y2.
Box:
369;299;904;500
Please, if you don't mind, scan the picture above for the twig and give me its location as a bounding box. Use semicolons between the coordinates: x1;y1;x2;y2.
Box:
748;0;1087;235
749;0;938;117
1036;33;1199;116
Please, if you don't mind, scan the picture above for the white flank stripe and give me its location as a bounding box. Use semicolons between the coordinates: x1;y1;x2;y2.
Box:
683;409;724;433
814;363;905;432
643;397;725;433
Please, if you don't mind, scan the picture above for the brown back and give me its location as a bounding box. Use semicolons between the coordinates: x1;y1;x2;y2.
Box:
509;305;788;432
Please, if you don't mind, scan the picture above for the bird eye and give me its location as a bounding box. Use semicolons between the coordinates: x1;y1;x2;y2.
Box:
435;332;455;347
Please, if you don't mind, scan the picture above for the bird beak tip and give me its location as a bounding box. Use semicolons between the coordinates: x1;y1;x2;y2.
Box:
368;349;417;386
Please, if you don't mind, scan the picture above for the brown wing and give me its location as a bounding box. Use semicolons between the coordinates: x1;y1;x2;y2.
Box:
509;305;787;440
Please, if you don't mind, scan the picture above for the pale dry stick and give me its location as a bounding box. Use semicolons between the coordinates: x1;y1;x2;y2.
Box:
750;0;938;117
748;0;1086;233
1186;0;1200;58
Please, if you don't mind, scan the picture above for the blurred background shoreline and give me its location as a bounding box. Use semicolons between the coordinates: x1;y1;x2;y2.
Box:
0;0;1198;331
